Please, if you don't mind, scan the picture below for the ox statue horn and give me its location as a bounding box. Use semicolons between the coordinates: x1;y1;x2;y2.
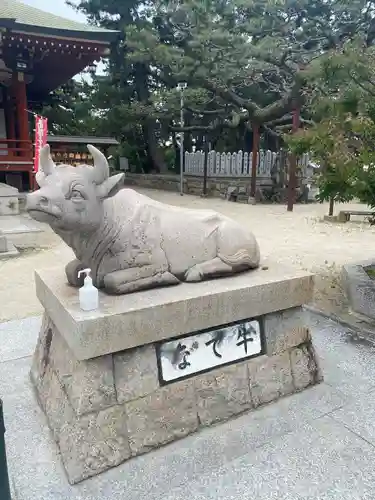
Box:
87;144;109;185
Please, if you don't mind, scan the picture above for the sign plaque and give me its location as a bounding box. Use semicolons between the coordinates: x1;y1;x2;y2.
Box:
156;318;264;384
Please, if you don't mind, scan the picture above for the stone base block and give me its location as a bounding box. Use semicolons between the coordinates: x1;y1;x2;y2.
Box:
30;265;322;484
0;232;19;258
323;215;338;222
342;260;375;320
0;232;7;252
0;182;20;216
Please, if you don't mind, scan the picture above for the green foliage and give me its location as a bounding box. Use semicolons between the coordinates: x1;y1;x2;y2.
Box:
286;35;375;214
349;115;375;219
40;0;375;173
286;115;359;205
39;78;99;135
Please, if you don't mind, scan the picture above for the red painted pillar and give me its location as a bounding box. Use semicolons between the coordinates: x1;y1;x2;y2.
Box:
3;87;15;142
250;124;259;198
287;107;300;212
2;87;15;160
13;73;30;155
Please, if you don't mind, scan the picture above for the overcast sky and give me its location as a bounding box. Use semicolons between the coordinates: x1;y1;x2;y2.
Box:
21;0;87;23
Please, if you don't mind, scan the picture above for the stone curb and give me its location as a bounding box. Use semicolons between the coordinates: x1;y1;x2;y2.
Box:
303;305;375;346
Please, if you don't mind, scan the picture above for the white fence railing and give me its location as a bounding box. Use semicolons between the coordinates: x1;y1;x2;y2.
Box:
184;149;310;177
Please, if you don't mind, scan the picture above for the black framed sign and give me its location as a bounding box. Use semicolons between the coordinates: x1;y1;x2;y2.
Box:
156;316;265;385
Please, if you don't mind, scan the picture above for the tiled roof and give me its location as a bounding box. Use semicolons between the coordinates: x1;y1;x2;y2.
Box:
0;0;118;39
47;135;119;145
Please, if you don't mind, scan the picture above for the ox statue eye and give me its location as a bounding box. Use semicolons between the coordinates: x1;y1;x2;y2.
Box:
71;190;83;200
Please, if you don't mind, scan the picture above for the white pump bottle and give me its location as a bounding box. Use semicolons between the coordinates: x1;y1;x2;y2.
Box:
78;268;99;311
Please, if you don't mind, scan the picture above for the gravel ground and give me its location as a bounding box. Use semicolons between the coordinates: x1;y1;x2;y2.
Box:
1;188;374;322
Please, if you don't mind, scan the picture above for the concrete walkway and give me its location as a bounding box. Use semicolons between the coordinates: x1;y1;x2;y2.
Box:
2;312;375;499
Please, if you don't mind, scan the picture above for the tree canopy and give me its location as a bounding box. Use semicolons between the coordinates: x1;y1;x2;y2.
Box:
286;33;375;215
42;0;375;172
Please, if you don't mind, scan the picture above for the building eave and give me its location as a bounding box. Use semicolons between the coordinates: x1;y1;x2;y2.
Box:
11;23;120;44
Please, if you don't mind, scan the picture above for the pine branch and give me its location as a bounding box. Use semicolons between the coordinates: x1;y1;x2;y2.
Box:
185;106;228;115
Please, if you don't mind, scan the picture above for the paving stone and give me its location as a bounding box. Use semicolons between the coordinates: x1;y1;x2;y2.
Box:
4;393;75;500
0;356;33;398
308;314;375;396
329;389;375;447
248;352;294;406
0;315;41;362
264;306;310;354
162;416;375;500
114;345;159;403
194;362;252;426
125;380;198;455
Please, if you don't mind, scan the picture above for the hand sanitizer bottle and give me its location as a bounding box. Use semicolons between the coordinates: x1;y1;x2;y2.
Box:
78;268;99;311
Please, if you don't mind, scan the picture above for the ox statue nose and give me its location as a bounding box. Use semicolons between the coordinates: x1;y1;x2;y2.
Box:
26;190;59;224
26;191;49;212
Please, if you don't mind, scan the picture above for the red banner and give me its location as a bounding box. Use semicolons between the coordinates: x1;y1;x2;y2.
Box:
34;115;48;173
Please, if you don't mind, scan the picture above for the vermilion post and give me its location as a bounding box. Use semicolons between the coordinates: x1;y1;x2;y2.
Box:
250;124;260;198
287;107;300;212
13;73;29;151
3;88;15;143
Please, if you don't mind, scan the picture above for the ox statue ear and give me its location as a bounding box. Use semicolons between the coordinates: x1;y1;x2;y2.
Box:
97;173;125;199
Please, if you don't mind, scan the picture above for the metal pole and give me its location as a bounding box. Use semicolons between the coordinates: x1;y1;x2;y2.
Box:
287;106;300;212
180;88;184;196
0;400;11;500
250;124;259;199
202;134;208;197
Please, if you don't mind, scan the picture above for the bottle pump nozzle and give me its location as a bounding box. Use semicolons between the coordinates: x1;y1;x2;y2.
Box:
78;268;93;284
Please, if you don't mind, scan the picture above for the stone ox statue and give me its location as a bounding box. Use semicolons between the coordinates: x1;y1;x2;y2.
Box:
26;145;260;294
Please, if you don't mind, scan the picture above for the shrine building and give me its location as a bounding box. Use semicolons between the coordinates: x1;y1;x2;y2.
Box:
0;0;119;190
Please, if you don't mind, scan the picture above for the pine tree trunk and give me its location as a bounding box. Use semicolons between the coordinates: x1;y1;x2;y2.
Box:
135;63;167;173
328;197;334;216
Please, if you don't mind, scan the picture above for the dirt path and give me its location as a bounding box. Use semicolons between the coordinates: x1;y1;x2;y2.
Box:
1;189;374;322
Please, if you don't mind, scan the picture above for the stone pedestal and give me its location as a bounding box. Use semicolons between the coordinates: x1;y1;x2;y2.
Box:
342;260;375;320
0;183;19;216
30;266;322;484
0;230;19;258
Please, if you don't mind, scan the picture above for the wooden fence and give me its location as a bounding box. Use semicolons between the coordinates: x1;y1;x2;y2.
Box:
184;149;310;178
